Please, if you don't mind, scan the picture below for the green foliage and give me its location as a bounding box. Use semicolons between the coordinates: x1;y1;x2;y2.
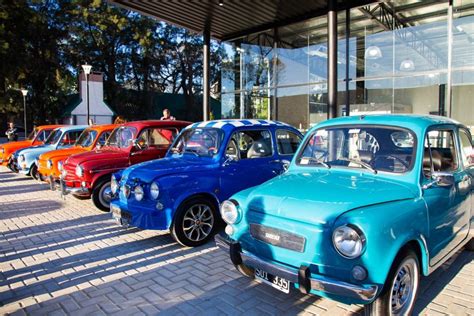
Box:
0;0;221;129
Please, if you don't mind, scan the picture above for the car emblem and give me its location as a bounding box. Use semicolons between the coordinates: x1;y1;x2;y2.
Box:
265;232;280;242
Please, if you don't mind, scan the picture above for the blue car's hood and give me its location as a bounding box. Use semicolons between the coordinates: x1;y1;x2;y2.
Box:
121;156;216;183
15;144;55;158
245;170;418;227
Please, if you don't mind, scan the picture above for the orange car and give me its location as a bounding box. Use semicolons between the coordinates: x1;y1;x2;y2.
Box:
37;124;116;187
0;125;62;171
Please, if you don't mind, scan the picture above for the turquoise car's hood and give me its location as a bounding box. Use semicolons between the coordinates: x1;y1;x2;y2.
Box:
245;170;418;227
121;156;216;183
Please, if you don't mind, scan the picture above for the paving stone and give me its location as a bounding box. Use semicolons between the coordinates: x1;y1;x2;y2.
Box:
0;167;472;315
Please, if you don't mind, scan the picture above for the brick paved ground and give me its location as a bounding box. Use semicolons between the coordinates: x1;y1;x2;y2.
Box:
0;166;473;315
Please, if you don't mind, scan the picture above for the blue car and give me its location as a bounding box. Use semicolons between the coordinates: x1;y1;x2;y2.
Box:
216;115;473;315
109;119;303;246
14;125;87;179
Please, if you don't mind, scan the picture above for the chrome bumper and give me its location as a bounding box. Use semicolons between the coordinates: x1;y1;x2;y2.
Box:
59;177;89;197
215;234;378;303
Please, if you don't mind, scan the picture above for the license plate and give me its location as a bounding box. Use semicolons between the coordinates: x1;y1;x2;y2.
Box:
255;268;290;294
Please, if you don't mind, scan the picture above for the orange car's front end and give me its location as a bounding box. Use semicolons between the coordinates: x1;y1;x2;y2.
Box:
0;125;62;169
37;124;116;186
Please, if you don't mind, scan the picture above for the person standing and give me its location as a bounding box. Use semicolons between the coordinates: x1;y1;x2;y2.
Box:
160;108;176;121
5;122;18;142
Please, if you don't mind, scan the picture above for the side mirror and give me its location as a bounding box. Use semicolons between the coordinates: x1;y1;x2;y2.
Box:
423;171;455;189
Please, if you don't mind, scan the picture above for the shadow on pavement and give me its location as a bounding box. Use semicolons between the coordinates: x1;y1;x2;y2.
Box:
0;183;49;197
0;199;64;220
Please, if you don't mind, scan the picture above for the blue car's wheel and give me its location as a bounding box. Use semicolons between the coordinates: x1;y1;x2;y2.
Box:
364;249;419;316
170;197;218;247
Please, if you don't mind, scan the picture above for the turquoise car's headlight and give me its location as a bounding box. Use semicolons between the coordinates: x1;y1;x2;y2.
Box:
220;199;241;224
150;182;159;200
111;175;119;195
332;225;366;259
134;185;144;201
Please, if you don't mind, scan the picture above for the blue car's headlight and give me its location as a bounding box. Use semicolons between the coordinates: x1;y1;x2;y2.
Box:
111;175;119;195
150;182;159;200
332;225;366;259
220;199;241;224
134;185;144;201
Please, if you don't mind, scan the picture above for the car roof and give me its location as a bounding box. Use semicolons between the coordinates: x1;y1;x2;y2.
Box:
54;125;89;132
37;124;64;130
313;114;462;132
185;119;294;131
87;124;117;132
121;120;192;129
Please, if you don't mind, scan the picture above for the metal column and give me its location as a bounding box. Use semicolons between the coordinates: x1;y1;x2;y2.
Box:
327;0;338;119
203;28;211;121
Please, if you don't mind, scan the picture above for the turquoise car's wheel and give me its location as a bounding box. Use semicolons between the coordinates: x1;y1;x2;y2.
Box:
365;249;419;316
171;197;217;247
92;179;112;212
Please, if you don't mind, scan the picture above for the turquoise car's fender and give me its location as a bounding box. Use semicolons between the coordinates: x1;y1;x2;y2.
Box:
333;197;430;286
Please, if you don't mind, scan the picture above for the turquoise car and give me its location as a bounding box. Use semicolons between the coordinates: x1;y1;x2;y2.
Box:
216;115;473;316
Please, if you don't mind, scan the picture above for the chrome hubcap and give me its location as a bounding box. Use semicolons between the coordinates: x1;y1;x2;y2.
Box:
182;204;214;242
390;258;418;315
99;182;112;207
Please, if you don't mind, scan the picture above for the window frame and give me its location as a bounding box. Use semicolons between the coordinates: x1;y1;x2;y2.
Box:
226;128;275;160
275;129;303;156
423;127;462;177
137;127;179;149
458;127;474;169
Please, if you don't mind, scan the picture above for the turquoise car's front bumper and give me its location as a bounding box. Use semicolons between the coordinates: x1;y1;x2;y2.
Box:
215;234;379;304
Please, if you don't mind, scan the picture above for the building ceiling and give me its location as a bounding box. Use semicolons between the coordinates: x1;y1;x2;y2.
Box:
108;0;374;41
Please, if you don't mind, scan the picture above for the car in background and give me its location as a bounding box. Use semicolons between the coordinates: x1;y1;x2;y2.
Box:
109;119;303;247
13;125;87;178
37;124;116;188
0;125;62;171
60;120;191;211
216;115;473;316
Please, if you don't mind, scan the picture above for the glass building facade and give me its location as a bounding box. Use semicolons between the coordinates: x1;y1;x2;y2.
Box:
220;0;474;132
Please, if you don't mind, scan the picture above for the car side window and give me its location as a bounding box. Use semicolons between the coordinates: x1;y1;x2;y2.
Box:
97;132;111;146
459;129;474;168
137;128;178;149
226;130;273;159
276;130;302;155
60;131;82;146
423;130;459;177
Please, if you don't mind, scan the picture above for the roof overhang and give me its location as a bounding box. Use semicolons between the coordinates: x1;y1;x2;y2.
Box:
108;0;376;41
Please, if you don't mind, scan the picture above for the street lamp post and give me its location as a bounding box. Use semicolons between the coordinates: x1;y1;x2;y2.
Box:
81;64;92;125
20;89;28;139
236;47;245;119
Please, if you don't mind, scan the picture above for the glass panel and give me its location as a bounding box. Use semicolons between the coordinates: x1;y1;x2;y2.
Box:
276;129;302;155
459;129;474;167
229;130;273;159
452;0;474;133
426;130;459;172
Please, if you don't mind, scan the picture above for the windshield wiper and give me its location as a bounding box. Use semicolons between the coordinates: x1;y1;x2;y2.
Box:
339;157;377;174
306;157;331;169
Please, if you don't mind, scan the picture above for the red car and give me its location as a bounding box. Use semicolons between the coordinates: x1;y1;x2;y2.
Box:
60;120;191;211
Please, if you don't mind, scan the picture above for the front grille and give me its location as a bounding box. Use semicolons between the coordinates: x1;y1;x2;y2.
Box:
250;223;306;253
38;159;48;170
63;162;77;181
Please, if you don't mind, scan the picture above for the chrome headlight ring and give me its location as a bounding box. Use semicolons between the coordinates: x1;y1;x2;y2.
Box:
220;199;241;225
150;182;160;200
111;175;119;195
57;161;63;172
134;185;144;201
47;159;53;169
75;165;83;177
332;224;366;259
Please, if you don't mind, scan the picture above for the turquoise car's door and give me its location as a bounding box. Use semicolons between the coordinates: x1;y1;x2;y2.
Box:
422;128;471;266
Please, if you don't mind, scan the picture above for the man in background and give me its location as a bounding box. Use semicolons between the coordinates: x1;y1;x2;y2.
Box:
5;122;18;142
160;108;176;121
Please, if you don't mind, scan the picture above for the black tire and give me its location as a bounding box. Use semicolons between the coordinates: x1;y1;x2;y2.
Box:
465;238;474;251
30;164;39;180
170;196;218;247
364;249;420;316
92;178;112;212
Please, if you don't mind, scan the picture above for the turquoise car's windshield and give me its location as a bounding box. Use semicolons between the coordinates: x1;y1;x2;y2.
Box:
76;129;98;147
106;127;137;148
44;129;61;145
297;125;416;173
170;128;224;157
